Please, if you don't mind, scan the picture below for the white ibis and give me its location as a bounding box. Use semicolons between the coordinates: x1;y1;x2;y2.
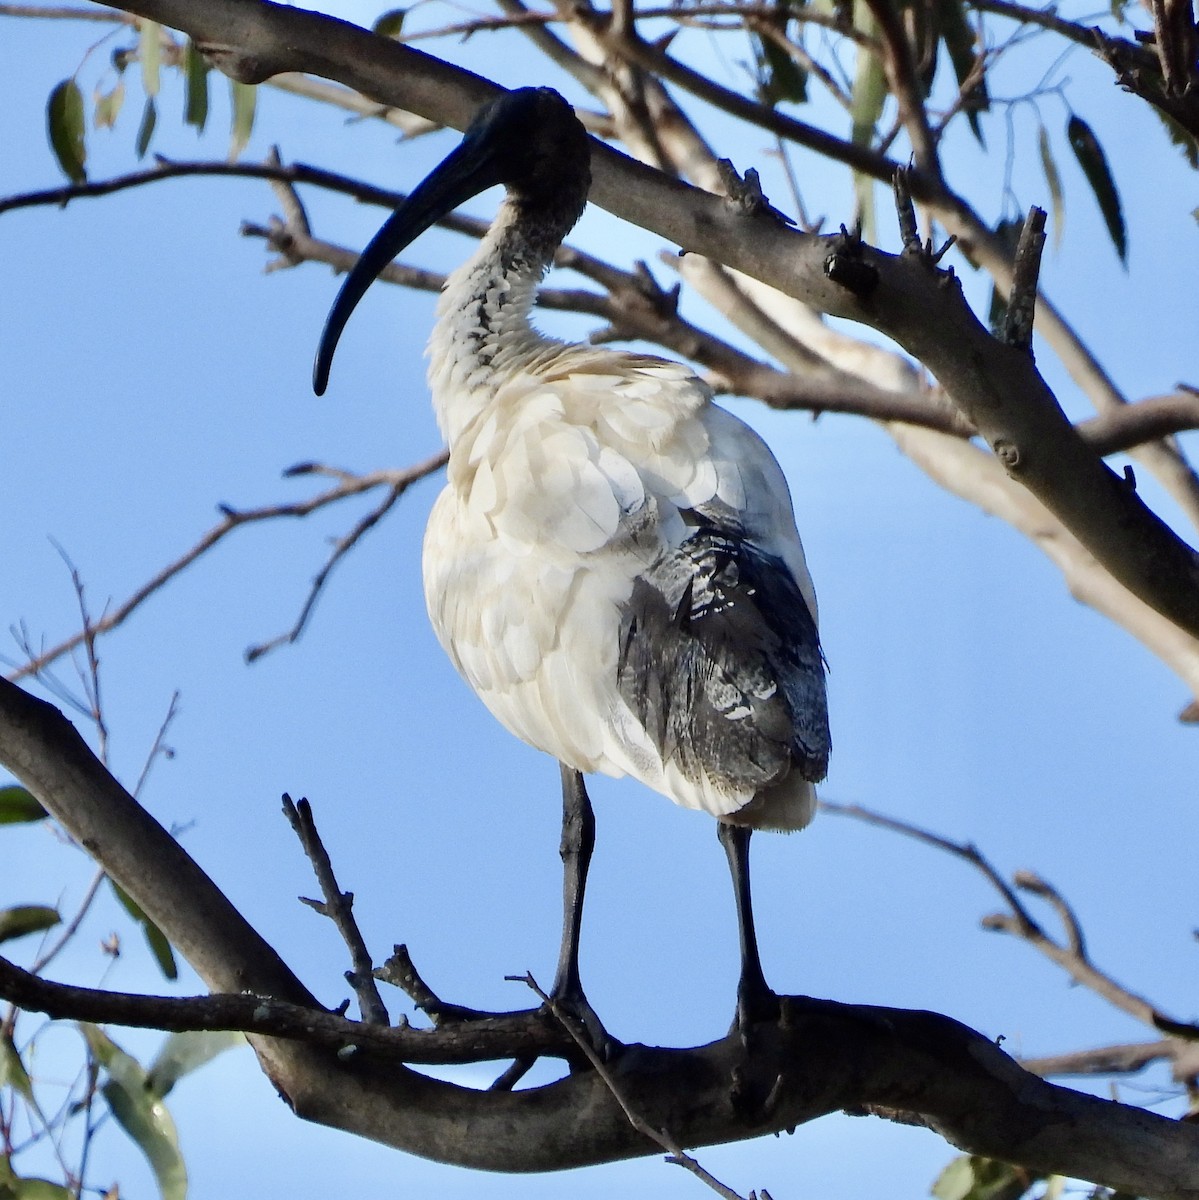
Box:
314;87;829;1042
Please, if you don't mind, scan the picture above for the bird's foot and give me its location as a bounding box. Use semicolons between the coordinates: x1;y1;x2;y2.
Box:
731;978;781;1040
547;986;621;1066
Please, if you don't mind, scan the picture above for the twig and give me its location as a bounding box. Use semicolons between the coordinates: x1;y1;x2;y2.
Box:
5;457;446;684
243;476;411;663
821;798;1199;1042
1022;1040;1192;1079
129;691;180;801
373;945;497;1024
0;951;572;1063
28;867;107;978
1003;207;1047;352
282;794;389;1026
0;4;129;20
517;972;762;1200
1011;869;1085;958
818;799;1042;935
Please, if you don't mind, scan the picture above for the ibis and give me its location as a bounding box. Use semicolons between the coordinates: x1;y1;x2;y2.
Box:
314;87;829;1042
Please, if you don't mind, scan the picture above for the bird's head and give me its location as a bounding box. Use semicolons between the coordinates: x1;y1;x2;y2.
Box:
313;87;591;395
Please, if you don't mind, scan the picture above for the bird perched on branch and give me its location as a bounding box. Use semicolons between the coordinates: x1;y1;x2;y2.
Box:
314;87;829;1044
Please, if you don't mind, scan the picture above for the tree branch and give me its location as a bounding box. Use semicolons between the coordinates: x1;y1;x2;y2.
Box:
6;456;446;683
3;678;1199;1193
75;0;1199;642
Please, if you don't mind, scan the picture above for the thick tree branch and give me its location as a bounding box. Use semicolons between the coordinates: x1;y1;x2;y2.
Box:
3;678;1199;1194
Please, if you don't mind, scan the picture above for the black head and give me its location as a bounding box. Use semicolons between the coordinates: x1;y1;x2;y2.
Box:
312;87;591;396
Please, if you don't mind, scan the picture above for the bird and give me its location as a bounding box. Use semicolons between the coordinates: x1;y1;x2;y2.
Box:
313;86;829;1044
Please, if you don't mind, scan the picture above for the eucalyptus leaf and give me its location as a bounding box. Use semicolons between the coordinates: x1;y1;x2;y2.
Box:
931;1154;1041;1200
111;880;178;980
373;8;407;38
935;0;988;142
2;1173;72;1200
184;40;210;132
82;1025;188;1200
135;96;157;159
849;8;885;243
147;1030;245;1098
1067;114;1127;262
229;80;257;162
0;786;46;825
0;1031;34;1103
46;79;86;184
93;79;125;131
1037;123;1064;248
757;33;807;105
139;18;161;98
0;905;60;945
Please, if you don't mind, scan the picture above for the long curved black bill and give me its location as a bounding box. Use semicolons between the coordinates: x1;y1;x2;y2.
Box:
312;122;504;396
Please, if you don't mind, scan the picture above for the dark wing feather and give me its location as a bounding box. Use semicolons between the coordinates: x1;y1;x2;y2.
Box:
616;517;829;798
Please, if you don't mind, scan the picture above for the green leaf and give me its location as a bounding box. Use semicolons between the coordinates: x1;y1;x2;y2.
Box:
372;8;407;38
46;79;86;184
111;881;177;980
1037;123;1064;249
0;1031;34;1103
756;33;807;105
184;40;209;132
932;1154;1041;1200
1067;114;1127;262
0;786;46;825
850;42;886;149
93;79;125;131
0;1159;72;1200
147;1030;245;1098
849;7;885;243
82;1026;187;1200
139;18;161;98
135;96;157;159
932;1155;975;1200
935;0;988;142
228;80;257;162
0;905;60;945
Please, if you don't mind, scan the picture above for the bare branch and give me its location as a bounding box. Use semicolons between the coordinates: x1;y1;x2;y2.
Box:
4;640;1199;1191
821;798;1199;1041
0;4;130;20
0;951;570;1064
1023;1040;1199;1082
6;457;446;684
1003;207;1047;353
283;795;389;1027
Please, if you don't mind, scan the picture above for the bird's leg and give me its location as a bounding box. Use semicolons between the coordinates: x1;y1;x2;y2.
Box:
548;764;615;1058
717;821;780;1030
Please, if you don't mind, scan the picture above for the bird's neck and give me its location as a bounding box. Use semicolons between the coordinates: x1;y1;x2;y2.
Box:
427;198;560;446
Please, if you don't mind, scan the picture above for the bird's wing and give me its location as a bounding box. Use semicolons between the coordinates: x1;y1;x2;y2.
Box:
426;352;828;806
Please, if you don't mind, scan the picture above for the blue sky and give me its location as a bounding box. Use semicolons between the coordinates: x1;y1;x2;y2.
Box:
2;3;1197;1197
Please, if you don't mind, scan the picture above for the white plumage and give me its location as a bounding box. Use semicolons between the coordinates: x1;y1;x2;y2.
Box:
314;87;829;1033
423;207;822;829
